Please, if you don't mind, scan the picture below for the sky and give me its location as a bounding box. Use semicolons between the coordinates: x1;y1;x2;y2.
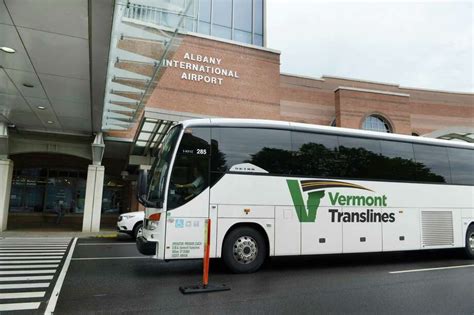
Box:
266;0;473;93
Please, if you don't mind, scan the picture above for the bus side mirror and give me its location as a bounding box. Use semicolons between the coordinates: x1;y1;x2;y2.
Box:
137;169;148;205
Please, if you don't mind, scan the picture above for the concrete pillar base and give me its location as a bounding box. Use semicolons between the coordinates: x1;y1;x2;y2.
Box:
0;159;13;232
82;164;105;232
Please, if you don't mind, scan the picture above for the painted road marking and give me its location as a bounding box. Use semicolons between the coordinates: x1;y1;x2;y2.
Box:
77;243;135;246
0;237;73;312
0;264;59;269
0;269;57;275
0;245;67;249
0;260;61;264
0;249;67;252
390;264;474;274
0;283;50;289
0;302;42;311
72;256;149;261
1;256;63;259
0;292;45;299
45;237;77;315
0;252;66;256
0;275;54;282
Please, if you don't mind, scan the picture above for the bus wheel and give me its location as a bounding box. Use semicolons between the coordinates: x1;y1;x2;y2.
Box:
465;225;474;259
222;226;267;273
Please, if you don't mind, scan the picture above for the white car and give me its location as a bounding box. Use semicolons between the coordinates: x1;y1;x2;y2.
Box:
117;211;144;239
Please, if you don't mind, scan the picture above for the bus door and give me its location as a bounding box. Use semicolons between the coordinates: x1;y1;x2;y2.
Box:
165;127;210;259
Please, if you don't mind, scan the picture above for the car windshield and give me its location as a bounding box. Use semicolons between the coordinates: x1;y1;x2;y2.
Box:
147;125;182;204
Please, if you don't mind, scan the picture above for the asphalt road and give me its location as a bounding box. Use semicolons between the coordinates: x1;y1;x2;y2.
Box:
45;235;474;315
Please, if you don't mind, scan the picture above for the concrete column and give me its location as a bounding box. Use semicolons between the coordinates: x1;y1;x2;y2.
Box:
0;159;13;232
82;164;105;232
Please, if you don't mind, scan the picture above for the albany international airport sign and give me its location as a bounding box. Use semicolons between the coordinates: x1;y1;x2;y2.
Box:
163;52;239;86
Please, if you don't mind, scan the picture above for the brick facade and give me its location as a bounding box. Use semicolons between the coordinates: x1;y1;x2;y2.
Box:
109;32;474;138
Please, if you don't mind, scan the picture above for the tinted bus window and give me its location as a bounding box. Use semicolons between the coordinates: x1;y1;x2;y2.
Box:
338;136;382;179
167;127;210;210
292;131;339;177
379;140;416;181
448;148;474;185
212;128;292;174
413;144;451;183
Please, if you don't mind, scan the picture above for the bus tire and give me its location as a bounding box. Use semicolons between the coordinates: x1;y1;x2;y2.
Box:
222;226;267;273
465;224;474;259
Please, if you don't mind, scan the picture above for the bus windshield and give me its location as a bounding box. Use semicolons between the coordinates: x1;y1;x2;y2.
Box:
147;125;182;205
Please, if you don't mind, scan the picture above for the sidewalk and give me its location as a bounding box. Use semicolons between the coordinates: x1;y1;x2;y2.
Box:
0;229;118;238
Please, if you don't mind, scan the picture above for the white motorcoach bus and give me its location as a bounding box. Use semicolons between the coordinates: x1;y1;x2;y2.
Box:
136;118;474;273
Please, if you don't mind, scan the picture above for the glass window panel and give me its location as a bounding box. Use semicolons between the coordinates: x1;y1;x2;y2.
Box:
9;181;26;212
142;122;155;132
379;140;416;181
167;128;210;210
138;133;151;141
448;148;474;185
136;141;147;147
212;128;292;174
74;178;86;213
102;185;123;214
253;34;263;46
254;0;263;34
212;0;232;27
212;24;231;39
148;126;182;204
362;115;391;133
158;123;166;133
161;12;181;28
198;21;211;34
338;136;382;179
184;18;196;31
413;144;451;183
234;29;252;44
199;0;211;22
292;131;339;177
234;0;252;32
178;127;210;155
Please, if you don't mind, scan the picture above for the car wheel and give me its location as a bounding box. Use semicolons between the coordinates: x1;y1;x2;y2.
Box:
133;222;143;240
222;226;267;273
465;224;474;259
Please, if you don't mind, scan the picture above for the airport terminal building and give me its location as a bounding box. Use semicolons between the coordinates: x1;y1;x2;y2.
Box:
0;0;472;232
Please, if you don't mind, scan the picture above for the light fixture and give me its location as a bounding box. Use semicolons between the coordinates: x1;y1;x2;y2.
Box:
0;47;15;53
22;83;34;88
37;106;46;110
47;120;54;124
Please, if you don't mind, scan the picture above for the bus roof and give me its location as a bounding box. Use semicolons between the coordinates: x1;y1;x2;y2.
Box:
180;118;474;150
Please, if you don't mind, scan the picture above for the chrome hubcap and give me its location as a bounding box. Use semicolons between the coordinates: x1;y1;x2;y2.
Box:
233;236;258;264
469;233;474;250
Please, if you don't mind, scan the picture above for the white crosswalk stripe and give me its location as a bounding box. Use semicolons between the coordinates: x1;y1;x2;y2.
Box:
0;265;59;269
0;275;54;282
1;256;63;259
0;292;45;299
0;260;61;264
0;237;74;313
0;253;66;256
0;248;66;253
0;302;42;311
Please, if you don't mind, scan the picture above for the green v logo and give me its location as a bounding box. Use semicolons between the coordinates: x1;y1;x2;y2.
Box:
286;179;372;223
286;180;325;223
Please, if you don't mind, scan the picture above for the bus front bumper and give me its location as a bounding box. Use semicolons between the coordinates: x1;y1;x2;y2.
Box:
136;236;156;256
